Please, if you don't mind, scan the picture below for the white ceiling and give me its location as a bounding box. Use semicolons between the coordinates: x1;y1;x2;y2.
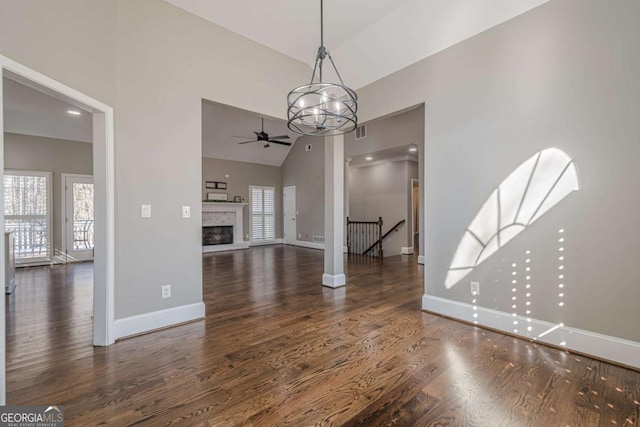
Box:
2;76;92;143
202;100;299;166
165;0;550;89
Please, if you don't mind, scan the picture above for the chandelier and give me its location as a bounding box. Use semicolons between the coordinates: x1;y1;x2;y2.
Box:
287;0;358;136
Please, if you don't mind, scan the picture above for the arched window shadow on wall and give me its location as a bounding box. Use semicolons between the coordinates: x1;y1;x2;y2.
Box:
445;148;580;289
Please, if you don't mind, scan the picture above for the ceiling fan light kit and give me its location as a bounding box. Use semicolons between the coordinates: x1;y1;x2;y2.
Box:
287;0;358;137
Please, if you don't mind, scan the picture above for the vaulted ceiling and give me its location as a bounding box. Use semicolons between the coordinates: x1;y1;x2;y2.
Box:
3;1;552;165
165;0;550;89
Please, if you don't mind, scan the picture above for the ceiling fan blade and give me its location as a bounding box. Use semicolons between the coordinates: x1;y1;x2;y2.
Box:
270;140;292;146
238;140;258;144
268;135;290;140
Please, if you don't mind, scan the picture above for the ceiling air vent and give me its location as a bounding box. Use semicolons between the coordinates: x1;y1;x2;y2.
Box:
355;124;367;140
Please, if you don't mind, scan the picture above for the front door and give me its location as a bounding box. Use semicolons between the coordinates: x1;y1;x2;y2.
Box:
64;175;94;262
283;186;296;245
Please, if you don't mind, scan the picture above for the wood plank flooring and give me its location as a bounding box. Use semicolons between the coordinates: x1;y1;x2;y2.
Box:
5;245;640;426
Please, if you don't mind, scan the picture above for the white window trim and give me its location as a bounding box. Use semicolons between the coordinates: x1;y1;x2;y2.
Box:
4;169;53;266
249;185;276;244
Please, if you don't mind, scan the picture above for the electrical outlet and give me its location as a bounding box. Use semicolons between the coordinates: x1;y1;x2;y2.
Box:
182;205;191;218
298;233;301;239
161;284;171;299
141;204;151;218
470;281;480;296
305;144;312;151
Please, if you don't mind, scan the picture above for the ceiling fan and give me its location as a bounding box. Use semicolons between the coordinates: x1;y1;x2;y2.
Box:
232;118;291;148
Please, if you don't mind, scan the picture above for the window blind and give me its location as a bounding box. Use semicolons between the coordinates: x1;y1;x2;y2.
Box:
250;186;275;242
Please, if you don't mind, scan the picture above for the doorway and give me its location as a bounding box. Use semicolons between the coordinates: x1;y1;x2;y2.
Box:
1;55;115;404
62;174;94;262
283;186;296;245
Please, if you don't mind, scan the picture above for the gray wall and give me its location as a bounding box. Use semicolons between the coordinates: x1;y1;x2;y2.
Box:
357;0;640;342
349;160;417;256
4;132;93;263
345;106;425;158
281;136;324;243
346;105;425;254
0;0;310;320
202;157;282;240
282;108;425;246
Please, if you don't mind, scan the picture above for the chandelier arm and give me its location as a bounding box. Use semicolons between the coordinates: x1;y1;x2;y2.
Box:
326;53;346;87
309;55;320;86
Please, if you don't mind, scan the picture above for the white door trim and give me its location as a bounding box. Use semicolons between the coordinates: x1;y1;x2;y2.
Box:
283;186;296;245
61;173;94;262
0;54;116;377
411;178;419;242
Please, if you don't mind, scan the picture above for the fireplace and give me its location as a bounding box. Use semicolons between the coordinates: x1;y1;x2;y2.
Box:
202;226;233;246
202;202;248;253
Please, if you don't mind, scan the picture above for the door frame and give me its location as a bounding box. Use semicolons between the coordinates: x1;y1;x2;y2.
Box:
283;185;296;245
0;54;116;406
411;178;419;241
61;173;95;262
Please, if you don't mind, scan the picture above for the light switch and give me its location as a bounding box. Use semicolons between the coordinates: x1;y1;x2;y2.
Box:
141;204;151;218
182;205;191;218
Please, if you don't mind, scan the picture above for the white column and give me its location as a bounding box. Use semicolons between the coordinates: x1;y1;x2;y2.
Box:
323;134;345;288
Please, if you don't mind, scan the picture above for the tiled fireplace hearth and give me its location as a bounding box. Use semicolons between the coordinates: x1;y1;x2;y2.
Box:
202;202;249;253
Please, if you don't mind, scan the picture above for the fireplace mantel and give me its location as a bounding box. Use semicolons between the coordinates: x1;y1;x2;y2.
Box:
202;203;249;253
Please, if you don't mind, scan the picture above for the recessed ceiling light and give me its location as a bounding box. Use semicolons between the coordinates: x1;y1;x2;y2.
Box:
409;147;417;152
67;110;81;116
365;156;373;161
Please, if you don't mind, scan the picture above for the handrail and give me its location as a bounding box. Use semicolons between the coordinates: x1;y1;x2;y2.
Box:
362;219;406;256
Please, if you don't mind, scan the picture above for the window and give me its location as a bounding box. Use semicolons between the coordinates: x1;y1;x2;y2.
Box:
4;170;53;264
250;186;275;243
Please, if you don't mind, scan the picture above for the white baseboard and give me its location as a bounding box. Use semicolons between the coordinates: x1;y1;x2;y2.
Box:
203;242;249;253
422;295;640;370
295;240;325;250
250;238;283;247
114;302;205;340
417;255;425;265
322;273;346;288
401;246;414;255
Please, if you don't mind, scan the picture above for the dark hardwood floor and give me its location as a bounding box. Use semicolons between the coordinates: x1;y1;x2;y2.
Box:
5;246;640;426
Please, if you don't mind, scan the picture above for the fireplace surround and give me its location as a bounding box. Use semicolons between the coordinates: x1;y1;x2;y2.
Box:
202;202;249;253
